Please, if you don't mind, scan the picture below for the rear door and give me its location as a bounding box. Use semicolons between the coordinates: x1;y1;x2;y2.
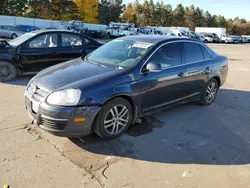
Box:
184;42;213;96
19;32;61;71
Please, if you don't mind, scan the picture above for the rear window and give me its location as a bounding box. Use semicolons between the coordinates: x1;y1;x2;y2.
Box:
184;42;203;63
200;45;211;60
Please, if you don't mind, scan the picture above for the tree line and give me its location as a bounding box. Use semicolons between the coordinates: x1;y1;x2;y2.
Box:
1;0;250;35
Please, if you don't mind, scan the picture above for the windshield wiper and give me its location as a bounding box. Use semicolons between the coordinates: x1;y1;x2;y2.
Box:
84;56;107;68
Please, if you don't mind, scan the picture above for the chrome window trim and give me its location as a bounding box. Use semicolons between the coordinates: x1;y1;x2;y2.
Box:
140;40;212;74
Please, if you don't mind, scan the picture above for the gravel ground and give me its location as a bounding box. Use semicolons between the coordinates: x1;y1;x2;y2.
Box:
1;43;250;188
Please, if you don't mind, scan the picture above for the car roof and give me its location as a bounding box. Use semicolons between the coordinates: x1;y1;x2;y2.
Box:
30;29;75;34
120;35;197;44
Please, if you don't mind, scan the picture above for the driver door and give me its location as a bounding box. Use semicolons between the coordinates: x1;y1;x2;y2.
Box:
138;42;187;113
19;33;60;72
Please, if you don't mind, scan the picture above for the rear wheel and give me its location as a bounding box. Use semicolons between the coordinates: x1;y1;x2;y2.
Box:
199;78;219;105
0;61;18;82
11;33;18;39
93;98;132;139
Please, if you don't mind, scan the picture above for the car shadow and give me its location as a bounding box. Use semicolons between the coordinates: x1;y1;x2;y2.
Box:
70;88;250;165
2;75;33;86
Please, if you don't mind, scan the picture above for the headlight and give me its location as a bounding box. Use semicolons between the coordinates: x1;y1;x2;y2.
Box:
47;89;81;106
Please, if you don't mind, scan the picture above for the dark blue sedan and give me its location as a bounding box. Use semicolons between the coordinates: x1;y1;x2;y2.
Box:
25;36;228;139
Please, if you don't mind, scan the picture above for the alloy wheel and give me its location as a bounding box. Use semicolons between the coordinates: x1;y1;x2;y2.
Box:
104;105;129;135
205;81;218;103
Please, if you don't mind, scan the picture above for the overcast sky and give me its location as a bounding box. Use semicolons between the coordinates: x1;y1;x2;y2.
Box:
123;0;250;21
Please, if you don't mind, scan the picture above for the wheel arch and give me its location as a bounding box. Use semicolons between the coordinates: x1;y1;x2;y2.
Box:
211;76;221;87
103;94;138;124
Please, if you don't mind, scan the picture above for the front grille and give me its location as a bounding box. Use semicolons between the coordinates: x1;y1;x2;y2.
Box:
40;118;67;131
33;87;48;102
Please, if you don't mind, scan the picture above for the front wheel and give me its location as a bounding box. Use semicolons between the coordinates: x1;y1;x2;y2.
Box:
199;78;219;105
93;98;132;139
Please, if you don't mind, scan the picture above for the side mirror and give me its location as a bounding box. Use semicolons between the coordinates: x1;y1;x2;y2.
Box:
146;62;162;72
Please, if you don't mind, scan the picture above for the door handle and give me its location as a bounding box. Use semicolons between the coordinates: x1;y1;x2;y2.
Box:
178;72;184;77
205;67;212;73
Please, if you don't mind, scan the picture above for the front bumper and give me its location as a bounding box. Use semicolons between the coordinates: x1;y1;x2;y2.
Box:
25;95;101;137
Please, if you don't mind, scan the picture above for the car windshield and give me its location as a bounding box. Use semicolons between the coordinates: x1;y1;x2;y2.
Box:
86;39;155;69
8;32;37;46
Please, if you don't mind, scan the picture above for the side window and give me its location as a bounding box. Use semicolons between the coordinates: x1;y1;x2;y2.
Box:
184;42;203;63
149;42;182;69
199;45;211;60
25;33;58;48
61;33;83;47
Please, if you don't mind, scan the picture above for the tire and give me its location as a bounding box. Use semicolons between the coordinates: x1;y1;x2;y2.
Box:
204;39;208;43
0;61;18;82
199;78;219;105
93;98;133;139
225;40;229;43
11;33;18;39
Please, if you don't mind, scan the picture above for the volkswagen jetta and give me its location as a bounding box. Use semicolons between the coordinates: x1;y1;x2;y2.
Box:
25;36;228;139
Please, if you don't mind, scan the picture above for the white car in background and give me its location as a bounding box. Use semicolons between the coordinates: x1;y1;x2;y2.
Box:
201;33;214;43
171;28;188;38
0;25;25;39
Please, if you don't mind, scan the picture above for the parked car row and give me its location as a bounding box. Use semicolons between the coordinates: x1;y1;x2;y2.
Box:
195;27;250;44
197;32;249;44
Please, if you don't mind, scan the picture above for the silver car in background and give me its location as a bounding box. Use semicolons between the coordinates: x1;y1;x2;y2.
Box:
0;25;25;39
202;33;214;43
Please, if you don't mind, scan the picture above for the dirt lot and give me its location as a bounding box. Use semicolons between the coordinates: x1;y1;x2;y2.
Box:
1;43;250;188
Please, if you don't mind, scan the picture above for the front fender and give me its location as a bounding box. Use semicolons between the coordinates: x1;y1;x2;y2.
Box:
80;81;135;106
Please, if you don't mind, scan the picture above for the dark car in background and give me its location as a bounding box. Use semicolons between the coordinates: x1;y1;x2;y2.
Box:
15;25;40;32
25;36;228;139
0;30;102;81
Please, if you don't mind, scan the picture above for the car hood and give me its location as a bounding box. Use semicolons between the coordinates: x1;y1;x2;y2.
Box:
0;40;14;50
31;58;122;92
